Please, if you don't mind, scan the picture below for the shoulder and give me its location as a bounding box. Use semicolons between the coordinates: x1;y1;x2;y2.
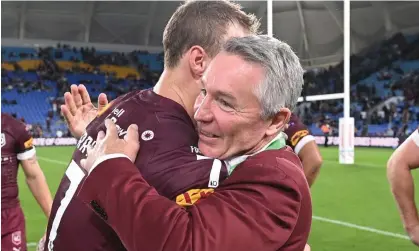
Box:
218;147;311;219
149;113;197;155
2;113;22;126
2;113;27;134
231;147;307;190
253;147;304;178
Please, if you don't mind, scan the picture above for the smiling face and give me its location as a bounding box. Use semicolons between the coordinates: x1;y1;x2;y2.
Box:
193;52;275;159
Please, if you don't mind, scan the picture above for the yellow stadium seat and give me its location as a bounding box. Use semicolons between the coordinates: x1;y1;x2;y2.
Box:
17;60;43;71
99;64;140;79
56;61;94;71
1;63;15;71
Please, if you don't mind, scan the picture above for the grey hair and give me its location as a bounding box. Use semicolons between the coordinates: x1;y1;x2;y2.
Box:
222;35;304;119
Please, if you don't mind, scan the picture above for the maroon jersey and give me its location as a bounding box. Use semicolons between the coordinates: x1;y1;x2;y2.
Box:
1;113;35;209
284;114;315;155
45;89;228;251
78;147;312;251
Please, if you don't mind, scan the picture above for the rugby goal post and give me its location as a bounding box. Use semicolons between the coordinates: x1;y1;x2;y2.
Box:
267;0;354;164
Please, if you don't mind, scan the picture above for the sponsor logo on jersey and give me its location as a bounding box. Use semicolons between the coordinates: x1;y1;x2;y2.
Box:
24;137;33;149
290;130;309;146
1;133;6;148
11;231;21;246
77;107;130;155
141;130;154;141
176;188;214;206
105;107;125;121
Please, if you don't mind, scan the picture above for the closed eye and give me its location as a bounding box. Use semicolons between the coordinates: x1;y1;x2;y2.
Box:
217;98;233;109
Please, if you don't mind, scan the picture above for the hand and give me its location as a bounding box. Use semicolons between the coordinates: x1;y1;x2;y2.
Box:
303;244;311;251
36;233;46;251
407;224;419;247
80;119;140;173
61;84;109;139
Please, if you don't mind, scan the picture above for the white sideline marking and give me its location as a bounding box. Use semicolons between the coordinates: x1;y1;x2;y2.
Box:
313;216;410;240
323;159;384;168
27;216;409;248
39;155;385;169
37;156;68;165
31;156;409;245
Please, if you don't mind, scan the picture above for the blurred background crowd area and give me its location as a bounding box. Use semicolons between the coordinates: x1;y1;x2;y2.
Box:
2;1;419;139
2;31;419;138
298;32;419;137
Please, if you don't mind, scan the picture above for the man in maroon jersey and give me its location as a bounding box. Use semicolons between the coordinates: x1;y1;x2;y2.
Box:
44;1;261;250
77;35;311;251
387;128;419;246
284;113;323;187
1;113;53;251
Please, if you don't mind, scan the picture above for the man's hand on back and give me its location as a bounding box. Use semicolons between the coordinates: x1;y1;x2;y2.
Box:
61;84;109;139
80;119;140;173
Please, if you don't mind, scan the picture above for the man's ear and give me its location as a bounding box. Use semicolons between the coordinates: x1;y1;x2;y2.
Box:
265;108;291;137
188;45;209;79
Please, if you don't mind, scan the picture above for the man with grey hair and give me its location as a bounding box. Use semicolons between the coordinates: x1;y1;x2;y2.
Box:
77;35;311;251
43;1;262;250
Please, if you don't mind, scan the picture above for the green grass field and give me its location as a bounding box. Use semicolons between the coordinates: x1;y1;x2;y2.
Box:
19;146;419;251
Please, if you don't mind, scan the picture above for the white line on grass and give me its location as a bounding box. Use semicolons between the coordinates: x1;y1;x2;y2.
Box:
39;155;385;169
37;156;68;165
27;216;410;248
32;156;409;245
323;159;384;168
313;216;410;240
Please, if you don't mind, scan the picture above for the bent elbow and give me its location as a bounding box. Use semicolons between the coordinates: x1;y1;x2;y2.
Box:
315;155;323;170
309;155;323;174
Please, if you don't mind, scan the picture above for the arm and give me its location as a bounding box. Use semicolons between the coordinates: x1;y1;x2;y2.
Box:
12;116;52;219
387;130;419;243
297;140;323;187
284;114;323;187
21;155;53;218
79;156;303;251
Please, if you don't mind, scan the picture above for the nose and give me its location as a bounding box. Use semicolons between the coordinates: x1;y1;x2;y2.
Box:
194;95;213;123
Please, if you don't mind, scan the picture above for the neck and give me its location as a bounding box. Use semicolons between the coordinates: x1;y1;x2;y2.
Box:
153;68;199;119
224;133;285;174
241;133;279;156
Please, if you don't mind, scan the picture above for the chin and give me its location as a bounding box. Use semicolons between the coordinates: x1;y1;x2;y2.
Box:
198;141;222;159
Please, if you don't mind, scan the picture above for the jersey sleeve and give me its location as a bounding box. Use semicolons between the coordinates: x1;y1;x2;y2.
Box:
143;113;228;204
411;128;419;147
13;118;36;160
284;114;315;155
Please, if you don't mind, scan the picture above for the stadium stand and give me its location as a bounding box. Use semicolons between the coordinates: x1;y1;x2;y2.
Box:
1;33;418;139
297;32;419;137
1;44;163;137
